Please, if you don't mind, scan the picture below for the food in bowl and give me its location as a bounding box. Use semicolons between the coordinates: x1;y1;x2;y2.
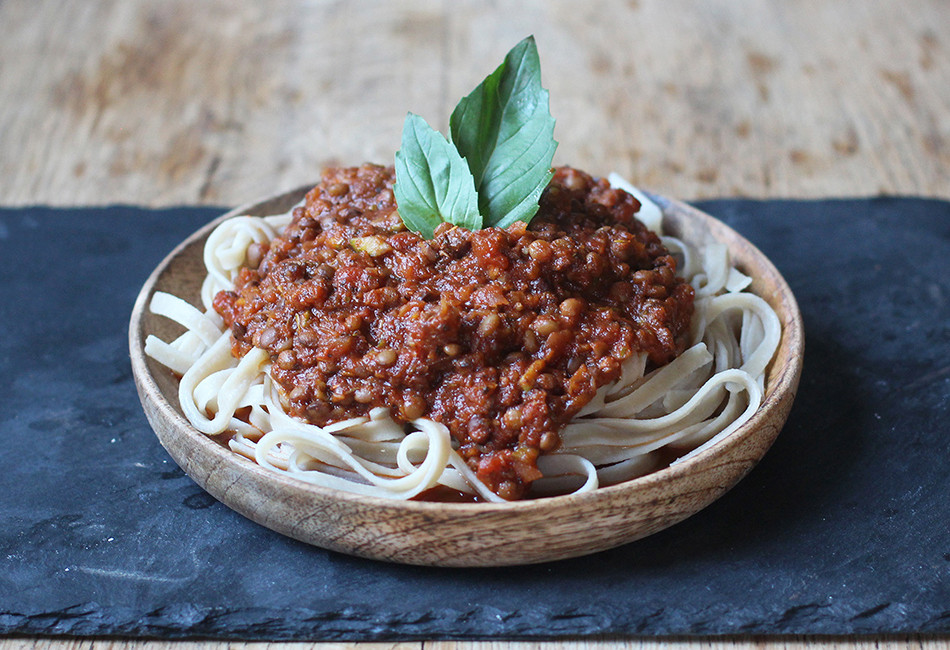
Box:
143;37;779;502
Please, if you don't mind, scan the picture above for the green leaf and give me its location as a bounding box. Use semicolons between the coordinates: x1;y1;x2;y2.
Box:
450;35;557;228
393;113;482;238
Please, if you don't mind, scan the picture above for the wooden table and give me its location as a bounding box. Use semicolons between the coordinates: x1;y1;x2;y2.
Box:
2;1;947;649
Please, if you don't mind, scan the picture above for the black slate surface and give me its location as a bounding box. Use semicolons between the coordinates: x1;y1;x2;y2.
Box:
0;198;948;639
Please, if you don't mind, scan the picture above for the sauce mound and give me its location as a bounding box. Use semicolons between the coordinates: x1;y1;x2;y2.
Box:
213;164;694;499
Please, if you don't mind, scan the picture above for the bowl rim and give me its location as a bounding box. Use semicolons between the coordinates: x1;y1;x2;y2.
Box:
129;185;804;515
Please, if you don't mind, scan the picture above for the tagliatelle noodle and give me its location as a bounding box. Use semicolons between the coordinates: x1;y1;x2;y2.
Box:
144;178;781;501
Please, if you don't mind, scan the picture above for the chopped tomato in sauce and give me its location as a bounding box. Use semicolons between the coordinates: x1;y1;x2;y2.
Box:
214;164;693;499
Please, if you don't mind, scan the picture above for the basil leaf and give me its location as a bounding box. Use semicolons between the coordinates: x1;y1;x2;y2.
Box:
450;35;557;228
394;113;482;238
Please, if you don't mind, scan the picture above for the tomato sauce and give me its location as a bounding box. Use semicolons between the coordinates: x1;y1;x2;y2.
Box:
214;164;694;499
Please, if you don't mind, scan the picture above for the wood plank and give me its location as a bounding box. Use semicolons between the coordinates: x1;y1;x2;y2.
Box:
0;0;947;207
2;637;949;650
0;641;417;650
1;0;948;648
426;639;950;650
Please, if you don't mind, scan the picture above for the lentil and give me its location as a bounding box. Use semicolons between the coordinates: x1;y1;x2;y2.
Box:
213;164;694;499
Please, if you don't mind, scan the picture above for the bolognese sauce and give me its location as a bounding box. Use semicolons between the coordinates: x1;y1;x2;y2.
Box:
213;164;694;499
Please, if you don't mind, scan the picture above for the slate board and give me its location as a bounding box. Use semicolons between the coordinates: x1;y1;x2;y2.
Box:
0;198;948;639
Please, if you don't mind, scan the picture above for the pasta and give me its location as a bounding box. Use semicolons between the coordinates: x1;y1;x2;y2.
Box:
144;177;781;502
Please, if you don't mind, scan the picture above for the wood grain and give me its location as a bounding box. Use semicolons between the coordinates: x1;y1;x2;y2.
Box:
128;189;802;566
0;0;948;207
3;0;948;646
2;638;949;650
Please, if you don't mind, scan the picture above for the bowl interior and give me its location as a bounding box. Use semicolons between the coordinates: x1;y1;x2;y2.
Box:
129;187;803;566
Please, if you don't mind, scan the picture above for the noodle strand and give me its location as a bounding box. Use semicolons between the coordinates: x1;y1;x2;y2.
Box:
144;180;780;500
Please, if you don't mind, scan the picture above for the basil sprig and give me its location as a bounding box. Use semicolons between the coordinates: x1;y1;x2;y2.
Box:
394;36;558;238
393;113;482;239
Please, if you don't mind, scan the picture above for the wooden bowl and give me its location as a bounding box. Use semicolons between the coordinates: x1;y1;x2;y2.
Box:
129;186;804;567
